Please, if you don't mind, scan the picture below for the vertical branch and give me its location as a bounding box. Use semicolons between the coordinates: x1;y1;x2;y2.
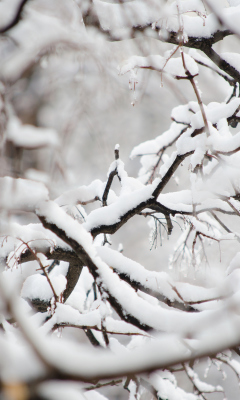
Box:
175;5;209;136
102;145;120;207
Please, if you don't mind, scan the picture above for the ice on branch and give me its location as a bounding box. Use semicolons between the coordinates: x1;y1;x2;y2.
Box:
157;5;234;39
168;0;206;16
93;0;233;40
118;54;198;79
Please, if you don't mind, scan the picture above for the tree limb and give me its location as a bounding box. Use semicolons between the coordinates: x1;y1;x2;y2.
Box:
0;0;30;34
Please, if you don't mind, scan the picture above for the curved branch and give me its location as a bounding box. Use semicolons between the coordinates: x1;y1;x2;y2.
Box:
63;259;84;302
36;213;151;331
20;246;83;309
0;0;29;34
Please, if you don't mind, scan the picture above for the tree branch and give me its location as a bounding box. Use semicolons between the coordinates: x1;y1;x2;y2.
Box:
36;213;151;331
0;0;29;34
202;46;240;84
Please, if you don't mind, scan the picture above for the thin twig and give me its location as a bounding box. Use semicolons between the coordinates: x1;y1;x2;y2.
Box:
11;239;59;304
180;50;210;136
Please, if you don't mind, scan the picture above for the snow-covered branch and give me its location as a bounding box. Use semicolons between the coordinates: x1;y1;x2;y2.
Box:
2;1;240;399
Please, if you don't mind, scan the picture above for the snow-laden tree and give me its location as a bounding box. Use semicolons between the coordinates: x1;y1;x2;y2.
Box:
1;0;240;399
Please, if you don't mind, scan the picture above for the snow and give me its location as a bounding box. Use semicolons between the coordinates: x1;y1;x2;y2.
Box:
7;116;59;149
157;7;226;39
227;252;240;274
176;282;219;303
207;99;240;124
92;0;228;40
0;0;26;28
97;246;220;305
0;4;88;82
104;317;147;336
0;177;49;212
218;5;240;36
185;364;223;393
1;222;71;270
36;200;94;257
229;0;240;5
83;182;156;232
169;0;206;15
119;54;198;78
2;251;240;387
221;52;240;74
42;304;102;332
150;372;197;400
21;204;226;335
172;103;196;125
189;99;240;130
107;159;128;181
1;1;240;397
189;49;232;80
39;382;85;400
85;390;109;400
4;309;240;382
21;274;66;301
93;0;162;34
93;252;221;334
207;126;240;153
97;246;178;302
130;122;186;181
131;123;184;159
55;180;113;207
159;189;206;209
25;169;50;185
229;359;240;376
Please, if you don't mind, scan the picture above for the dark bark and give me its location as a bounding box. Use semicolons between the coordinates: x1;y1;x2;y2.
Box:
113;270;196;313
36;215;152;331
202;46;240;84
85;330;101;347
19;246;83;310
0;0;29;34
62;259;84;302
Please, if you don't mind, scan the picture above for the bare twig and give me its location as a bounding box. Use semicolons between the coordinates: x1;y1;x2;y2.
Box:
12;239;59;305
